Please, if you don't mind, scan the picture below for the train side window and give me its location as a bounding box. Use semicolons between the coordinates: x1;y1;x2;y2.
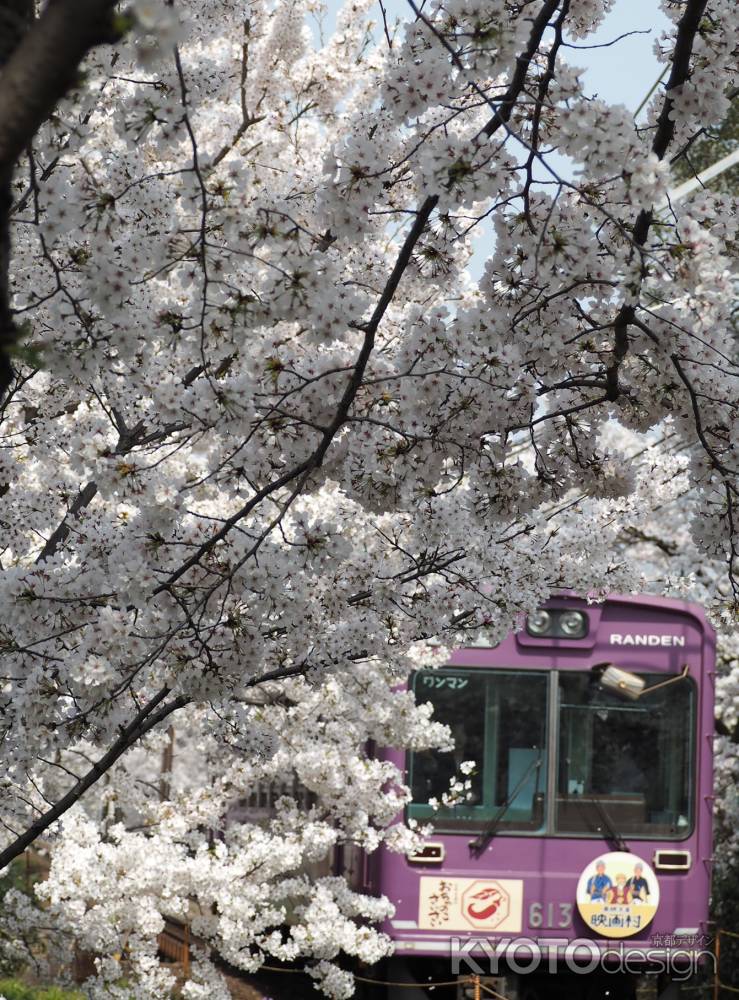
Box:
408;670;548;834
555;672;695;839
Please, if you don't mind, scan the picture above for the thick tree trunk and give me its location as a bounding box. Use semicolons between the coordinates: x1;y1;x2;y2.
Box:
0;0;33;396
0;0;119;398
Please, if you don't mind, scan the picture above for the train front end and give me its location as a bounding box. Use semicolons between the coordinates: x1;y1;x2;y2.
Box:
373;595;715;998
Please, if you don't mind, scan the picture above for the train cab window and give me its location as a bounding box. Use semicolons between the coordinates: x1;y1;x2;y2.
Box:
408;670;548;833
555;672;694;839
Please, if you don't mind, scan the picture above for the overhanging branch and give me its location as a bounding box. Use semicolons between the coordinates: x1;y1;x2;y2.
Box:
606;0;709;401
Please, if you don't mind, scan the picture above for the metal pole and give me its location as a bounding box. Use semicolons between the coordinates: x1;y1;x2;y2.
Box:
473;974;481;1000
664;148;739;207
714;931;720;1000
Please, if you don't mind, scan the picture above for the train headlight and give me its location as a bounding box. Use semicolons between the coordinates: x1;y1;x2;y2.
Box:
559;610;588;638
526;610;552;636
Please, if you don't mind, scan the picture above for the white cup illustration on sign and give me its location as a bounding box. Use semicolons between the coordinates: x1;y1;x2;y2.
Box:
576;852;659;939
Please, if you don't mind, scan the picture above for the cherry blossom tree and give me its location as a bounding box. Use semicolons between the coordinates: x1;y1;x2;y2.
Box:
0;0;737;996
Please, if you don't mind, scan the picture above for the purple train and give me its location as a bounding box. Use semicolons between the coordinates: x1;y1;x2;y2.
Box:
366;594;716;1000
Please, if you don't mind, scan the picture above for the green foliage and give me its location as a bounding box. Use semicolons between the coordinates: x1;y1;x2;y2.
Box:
0;980;83;1000
0;856;49;978
0;855;46;903
0;861;29;900
713;864;739;994
111;12;136;39
7;340;45;370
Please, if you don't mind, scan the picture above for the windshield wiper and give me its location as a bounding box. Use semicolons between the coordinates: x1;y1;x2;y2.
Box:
568;786;628;852
470;752;543;858
562;756;628;852
589;794;629;852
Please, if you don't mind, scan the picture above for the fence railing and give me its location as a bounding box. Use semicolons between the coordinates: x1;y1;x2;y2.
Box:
157;917;190;978
714;928;739;999
225;776;314;822
157;921;739;999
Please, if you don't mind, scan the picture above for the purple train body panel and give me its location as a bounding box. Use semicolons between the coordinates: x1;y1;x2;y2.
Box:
371;595;715;969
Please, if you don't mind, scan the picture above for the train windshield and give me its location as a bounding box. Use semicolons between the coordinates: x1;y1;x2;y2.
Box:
556;671;694;838
408;667;695;839
408;670;548;832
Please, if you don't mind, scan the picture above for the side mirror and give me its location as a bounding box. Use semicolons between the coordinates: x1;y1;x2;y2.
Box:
595;663;690;701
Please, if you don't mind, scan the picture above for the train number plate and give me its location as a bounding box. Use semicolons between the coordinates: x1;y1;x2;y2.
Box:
528;901;574;928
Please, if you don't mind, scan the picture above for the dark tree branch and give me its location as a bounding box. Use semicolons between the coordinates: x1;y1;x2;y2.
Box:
0;687;186;872
405;0;561;143
0;656;320;873
606;0;709;401
35;482;98;564
154;195;439;595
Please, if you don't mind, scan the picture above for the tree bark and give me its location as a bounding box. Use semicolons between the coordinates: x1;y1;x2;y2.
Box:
0;0;120;399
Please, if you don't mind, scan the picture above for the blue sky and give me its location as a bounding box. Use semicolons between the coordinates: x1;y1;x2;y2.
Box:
563;0;669;116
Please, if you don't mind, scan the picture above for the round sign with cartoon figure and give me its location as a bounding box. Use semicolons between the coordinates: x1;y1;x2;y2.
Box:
576;852;659;938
